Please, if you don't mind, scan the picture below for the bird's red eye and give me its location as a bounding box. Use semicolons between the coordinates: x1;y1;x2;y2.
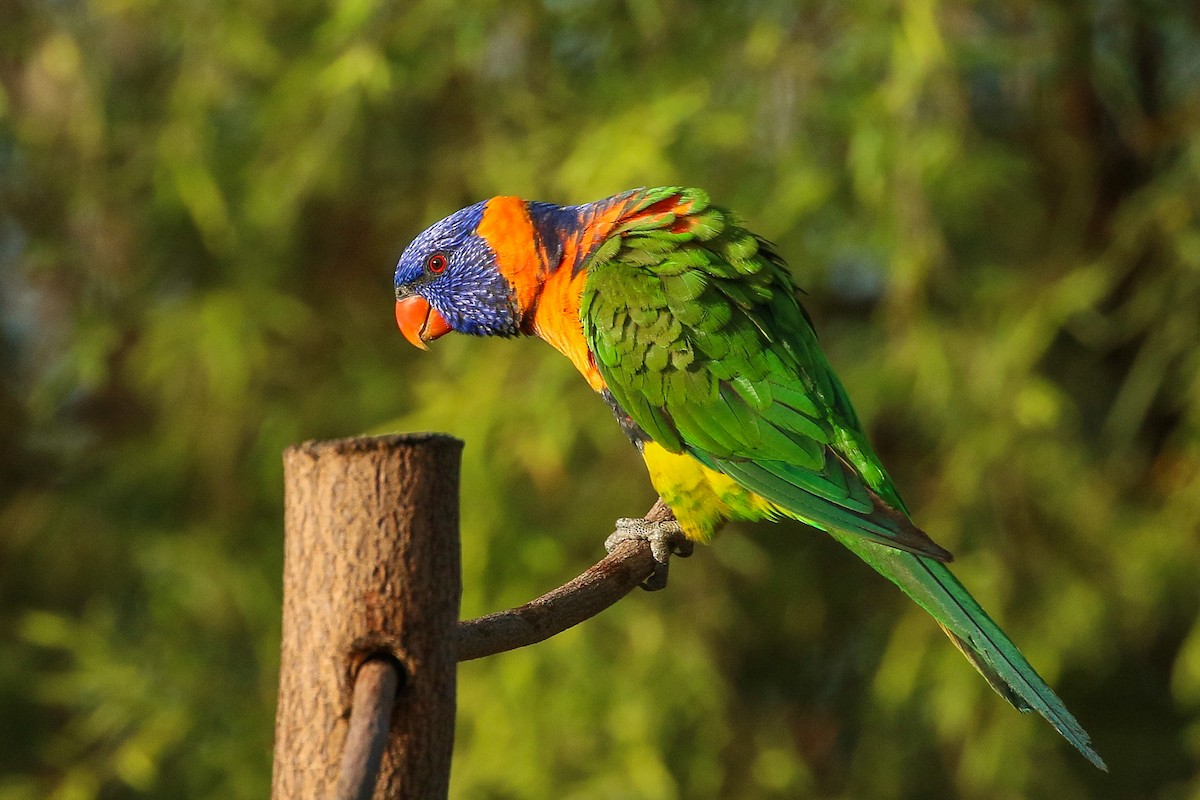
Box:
427;253;448;274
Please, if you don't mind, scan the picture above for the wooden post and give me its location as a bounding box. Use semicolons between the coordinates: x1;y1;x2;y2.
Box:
273;434;463;800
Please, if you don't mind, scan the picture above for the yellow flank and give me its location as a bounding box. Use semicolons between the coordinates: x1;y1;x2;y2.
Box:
640;441;780;542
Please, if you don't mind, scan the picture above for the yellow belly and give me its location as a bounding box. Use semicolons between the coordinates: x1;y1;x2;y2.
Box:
640;441;780;542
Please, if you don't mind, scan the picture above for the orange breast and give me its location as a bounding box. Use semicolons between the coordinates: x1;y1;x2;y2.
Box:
532;266;605;391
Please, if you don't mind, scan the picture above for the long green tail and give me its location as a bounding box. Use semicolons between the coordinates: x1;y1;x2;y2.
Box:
830;531;1107;770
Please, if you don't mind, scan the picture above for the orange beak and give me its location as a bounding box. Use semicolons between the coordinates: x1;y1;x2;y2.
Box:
395;295;453;350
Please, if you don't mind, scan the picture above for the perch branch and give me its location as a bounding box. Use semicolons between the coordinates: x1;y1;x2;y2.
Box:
456;499;675;662
334;658;401;800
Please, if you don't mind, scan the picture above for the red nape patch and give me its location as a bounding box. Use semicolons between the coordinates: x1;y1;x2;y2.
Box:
637;193;694;219
669;215;697;234
616;192;701;236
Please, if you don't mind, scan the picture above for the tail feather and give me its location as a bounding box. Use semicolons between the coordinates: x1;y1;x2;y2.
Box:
939;625;1033;712
831;531;1107;770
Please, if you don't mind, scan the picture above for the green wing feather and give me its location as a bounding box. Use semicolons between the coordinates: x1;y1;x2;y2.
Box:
578;186;1104;768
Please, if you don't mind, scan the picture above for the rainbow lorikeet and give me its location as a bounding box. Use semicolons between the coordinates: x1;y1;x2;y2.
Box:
392;186;1104;769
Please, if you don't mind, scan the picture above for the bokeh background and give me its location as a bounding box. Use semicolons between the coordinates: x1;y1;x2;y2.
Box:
3;1;1199;798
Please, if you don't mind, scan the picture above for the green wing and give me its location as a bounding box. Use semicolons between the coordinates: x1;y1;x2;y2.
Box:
579;186;950;562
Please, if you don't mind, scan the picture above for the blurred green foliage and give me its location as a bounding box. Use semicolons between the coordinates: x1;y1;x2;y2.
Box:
2;1;1199;797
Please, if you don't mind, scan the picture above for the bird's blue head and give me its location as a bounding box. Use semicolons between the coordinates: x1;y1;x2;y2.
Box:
393;198;523;348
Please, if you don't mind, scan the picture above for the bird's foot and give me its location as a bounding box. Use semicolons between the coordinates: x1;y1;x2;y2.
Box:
605;517;694;591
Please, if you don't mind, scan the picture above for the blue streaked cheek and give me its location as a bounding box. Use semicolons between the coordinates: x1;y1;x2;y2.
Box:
426;269;520;337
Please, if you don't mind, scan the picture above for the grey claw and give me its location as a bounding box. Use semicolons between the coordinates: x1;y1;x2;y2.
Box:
605;517;691;591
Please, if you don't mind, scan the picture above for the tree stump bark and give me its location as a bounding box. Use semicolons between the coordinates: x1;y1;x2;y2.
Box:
273;434;463;800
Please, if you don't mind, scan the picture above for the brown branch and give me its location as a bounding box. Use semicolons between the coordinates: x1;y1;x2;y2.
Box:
456;499;675;662
334;658;401;800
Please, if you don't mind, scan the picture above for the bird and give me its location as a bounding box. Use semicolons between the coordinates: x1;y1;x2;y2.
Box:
391;185;1105;769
